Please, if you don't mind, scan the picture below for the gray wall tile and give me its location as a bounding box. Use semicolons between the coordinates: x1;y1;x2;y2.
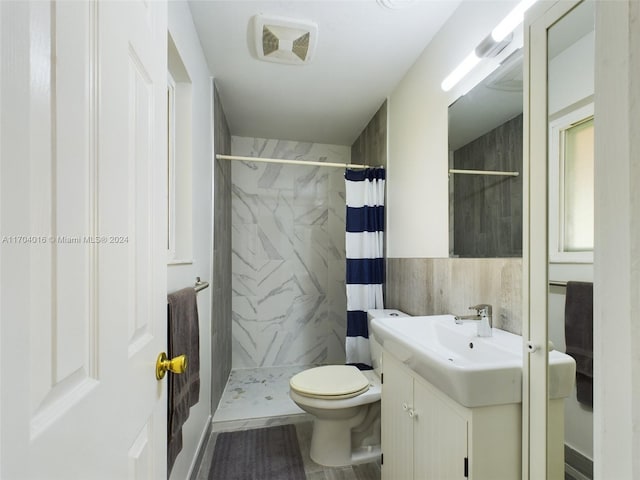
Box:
386;257;522;334
451;114;523;257
212;81;232;412
351;101;387;168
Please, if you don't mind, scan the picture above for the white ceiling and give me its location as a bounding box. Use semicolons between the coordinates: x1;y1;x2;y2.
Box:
188;0;462;146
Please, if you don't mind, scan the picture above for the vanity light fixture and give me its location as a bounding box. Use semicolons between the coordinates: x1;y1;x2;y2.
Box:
475;32;514;58
441;51;481;92
441;0;538;92
492;0;538;42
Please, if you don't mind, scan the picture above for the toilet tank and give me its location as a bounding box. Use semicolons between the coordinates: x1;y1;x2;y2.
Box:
367;309;409;375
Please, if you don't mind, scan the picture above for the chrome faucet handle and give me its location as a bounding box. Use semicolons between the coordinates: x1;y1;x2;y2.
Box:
469;304;492;317
469;304;493;337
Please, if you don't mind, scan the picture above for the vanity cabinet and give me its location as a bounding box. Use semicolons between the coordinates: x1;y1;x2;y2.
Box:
381;352;521;480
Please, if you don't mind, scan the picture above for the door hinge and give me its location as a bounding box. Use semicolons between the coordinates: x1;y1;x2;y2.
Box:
381;453;384;465
381;373;384;384
464;457;469;477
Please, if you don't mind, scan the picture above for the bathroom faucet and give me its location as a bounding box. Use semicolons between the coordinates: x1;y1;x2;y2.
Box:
454;304;493;337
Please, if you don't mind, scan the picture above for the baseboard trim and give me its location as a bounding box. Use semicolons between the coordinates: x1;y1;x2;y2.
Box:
212;411;312;434
565;444;593;480
187;415;213;480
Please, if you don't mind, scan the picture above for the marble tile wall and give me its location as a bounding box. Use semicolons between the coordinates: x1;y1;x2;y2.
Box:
386;257;522;335
212;82;232;411
231;137;350;368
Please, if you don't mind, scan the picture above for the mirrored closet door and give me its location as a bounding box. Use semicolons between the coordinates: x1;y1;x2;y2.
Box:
524;1;594;479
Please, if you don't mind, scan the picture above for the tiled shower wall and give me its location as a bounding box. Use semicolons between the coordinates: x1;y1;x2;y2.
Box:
231;137;350;368
212;82;232;410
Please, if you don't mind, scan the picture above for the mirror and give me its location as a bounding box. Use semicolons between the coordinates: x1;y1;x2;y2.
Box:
546;1;595;478
448;51;523;258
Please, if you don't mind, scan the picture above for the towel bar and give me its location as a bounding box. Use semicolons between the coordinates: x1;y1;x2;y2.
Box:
194;277;209;292
549;280;568;287
167;278;209;303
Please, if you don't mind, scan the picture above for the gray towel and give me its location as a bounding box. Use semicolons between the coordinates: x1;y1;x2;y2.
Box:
167;287;200;475
564;281;593;407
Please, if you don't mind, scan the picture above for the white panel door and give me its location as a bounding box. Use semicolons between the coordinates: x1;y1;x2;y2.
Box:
0;1;168;478
413;378;468;480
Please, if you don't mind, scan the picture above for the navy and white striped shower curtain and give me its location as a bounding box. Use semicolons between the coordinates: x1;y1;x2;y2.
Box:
344;168;385;369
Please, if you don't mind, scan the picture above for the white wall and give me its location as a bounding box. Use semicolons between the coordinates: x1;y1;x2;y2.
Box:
548;31;595;116
386;0;519;258
167;2;213;479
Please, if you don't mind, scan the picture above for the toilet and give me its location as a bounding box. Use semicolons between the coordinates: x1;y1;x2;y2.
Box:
289;309;408;467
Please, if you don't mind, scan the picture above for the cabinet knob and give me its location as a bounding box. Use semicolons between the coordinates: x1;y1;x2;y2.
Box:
408;408;417;419
402;402;408;411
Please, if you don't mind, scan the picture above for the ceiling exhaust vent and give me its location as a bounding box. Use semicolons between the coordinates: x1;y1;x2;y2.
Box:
253;15;318;65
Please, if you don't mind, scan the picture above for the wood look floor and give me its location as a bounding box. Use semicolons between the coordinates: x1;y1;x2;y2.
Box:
195;422;381;480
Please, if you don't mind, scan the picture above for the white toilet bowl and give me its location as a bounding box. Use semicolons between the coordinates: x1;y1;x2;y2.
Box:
290;366;381;466
289;309;408;467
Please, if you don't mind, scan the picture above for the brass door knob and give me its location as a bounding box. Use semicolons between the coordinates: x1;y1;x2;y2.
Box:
155;352;187;380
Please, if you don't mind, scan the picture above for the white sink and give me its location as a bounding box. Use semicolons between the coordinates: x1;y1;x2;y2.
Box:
370;314;576;408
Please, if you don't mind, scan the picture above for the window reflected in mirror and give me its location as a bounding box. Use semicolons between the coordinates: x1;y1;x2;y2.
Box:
563;116;594;252
548;101;594;264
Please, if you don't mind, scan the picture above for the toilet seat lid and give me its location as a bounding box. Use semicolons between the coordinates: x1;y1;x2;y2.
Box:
290;365;370;398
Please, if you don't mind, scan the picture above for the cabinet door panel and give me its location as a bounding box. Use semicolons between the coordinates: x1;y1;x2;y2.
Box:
414;379;468;479
381;354;414;480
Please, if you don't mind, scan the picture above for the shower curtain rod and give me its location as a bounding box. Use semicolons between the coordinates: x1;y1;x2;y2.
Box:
215;154;377;169
449;168;520;177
